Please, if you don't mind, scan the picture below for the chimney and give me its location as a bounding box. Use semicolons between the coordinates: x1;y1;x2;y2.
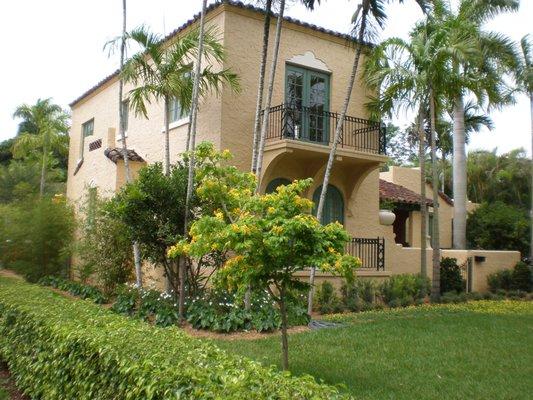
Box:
107;127;116;148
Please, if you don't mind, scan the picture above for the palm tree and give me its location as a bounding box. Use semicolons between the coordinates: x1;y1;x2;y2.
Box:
12;99;69;197
121;25;239;176
436;0;519;250
307;0;430;312
182;0;208;324
514;34;532;260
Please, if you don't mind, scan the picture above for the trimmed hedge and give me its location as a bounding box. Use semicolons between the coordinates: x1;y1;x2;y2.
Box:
0;277;349;399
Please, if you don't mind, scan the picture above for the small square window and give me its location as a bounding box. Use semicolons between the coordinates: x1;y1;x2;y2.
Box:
168;98;190;123
82;119;94;137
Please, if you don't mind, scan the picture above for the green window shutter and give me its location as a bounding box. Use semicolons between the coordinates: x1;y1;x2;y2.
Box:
313;185;344;225
265;178;291;194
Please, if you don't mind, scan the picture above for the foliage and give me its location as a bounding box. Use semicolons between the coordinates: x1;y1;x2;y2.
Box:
0;160;64;204
76;193;133;295
0;138;15;166
379;273;430;307
341;279;378;312
467;201;530;256
0;196;74;282
38;275;107;304
440;257;465;294
314;281;343;314
169;143;359;368
0;276;350;399
111;162;190;291
110;284;180;327
488;262;532;293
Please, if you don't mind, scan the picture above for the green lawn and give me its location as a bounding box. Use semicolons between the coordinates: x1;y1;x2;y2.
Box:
212;301;533;399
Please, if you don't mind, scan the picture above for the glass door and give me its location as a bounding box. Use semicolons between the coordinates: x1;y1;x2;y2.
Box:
285;65;330;144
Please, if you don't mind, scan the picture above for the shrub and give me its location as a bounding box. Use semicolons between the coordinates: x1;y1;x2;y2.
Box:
76;195;133;296
314;281;343;314
467;202;529;256
0;277;349;399
341;279;376;312
487;262;532;293
38;276;107;304
440;258;465;294
380;274;430;306
0;197;74;282
187;288;309;332
510;262;532;292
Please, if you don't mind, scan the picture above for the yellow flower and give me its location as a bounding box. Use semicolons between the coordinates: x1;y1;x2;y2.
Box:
267;206;276;214
214;211;224;220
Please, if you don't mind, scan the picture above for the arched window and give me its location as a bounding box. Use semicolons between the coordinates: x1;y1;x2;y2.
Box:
265;178;291;194
312;184;344;225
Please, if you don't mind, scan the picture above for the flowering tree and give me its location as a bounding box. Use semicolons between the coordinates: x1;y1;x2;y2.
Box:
169;143;360;369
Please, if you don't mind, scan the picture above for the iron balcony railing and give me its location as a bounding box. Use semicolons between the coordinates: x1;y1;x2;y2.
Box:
262;104;386;155
346;237;385;271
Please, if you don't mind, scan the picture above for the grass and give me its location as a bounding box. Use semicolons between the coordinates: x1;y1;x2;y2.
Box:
212;301;533;399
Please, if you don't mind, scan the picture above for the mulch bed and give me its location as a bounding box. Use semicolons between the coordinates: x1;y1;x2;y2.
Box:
0;362;28;400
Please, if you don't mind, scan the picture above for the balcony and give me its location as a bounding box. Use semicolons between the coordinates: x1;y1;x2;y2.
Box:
262;104;386;155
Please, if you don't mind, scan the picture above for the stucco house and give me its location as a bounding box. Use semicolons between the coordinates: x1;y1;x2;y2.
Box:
66;1;519;292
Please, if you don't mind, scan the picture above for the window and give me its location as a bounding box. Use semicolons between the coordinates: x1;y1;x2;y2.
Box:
87;187;98;226
82;119;94;137
168;98;190;123
312;184;344;225
121;100;129;132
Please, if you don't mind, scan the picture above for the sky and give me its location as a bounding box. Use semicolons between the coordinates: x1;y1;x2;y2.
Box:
0;0;531;155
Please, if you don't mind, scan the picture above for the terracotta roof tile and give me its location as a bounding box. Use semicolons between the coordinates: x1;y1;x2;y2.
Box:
104;148;145;164
379;179;433;206
69;0;368;108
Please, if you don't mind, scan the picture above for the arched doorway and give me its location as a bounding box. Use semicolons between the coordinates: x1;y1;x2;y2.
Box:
265;177;291;194
312;184;344;225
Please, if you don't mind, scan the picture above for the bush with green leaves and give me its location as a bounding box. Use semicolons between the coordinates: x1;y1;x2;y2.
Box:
0;276;349;399
341;279;377;312
314;281;343;314
467;202;530;257
0;196;74;282
380;273;430;307
38;275;107;304
110;284;179;328
487;262;532;293
440;258;465;294
187;288;309;333
76;193;133;296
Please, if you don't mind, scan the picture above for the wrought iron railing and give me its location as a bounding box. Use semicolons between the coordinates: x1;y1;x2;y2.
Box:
262;104;386;155
346;237;385;270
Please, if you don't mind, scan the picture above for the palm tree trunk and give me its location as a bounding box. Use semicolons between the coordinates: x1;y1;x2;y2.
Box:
418;108;427;277
251;0;273;173
452;95;467;249
254;0;286;192
181;0;208;324
279;285;289;371
163;95;171;176
307;4;368;314
430;89;440;299
530;93;533;262
39;128;48;197
118;0;142;288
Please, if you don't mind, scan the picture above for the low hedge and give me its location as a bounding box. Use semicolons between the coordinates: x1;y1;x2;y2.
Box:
0;277;349;399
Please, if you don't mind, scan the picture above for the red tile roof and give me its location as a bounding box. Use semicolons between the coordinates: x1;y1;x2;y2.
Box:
379;179;433;206
69;1;369;108
104;148;145;164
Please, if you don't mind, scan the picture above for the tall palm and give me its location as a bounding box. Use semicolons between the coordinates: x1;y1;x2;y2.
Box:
437;0;520;249
182;0;208;324
514;34;532;259
253;0;320;187
307;0;430;313
12;99;69;197
121;25;239;176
